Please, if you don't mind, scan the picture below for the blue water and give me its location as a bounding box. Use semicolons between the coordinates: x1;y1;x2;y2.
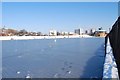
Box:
2;38;105;78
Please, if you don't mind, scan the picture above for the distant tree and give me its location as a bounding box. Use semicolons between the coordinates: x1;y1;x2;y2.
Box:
18;29;28;36
37;32;41;36
7;29;18;34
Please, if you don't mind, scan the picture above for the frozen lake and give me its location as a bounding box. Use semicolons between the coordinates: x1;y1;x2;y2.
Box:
2;38;105;78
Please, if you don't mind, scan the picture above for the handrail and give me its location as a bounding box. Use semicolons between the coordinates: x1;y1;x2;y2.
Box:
103;37;119;79
103;16;120;79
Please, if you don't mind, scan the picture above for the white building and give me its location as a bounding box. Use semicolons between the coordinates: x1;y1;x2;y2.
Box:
61;31;69;35
69;32;74;35
74;28;84;35
49;30;57;36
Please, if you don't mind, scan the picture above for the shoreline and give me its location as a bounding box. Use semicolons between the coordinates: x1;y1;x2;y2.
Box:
0;35;103;40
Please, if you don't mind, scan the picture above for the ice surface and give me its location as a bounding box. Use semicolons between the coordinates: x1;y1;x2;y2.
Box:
2;38;105;78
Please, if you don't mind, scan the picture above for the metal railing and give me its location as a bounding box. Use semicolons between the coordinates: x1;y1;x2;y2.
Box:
103;16;120;79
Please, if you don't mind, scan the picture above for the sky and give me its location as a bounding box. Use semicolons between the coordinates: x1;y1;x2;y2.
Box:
118;1;120;16
0;2;2;27
2;2;118;34
1;0;120;2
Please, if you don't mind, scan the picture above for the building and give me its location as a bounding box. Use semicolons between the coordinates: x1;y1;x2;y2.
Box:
68;32;74;35
74;28;83;35
90;28;96;34
85;30;88;34
61;31;69;36
94;30;107;37
49;30;57;36
89;28;96;36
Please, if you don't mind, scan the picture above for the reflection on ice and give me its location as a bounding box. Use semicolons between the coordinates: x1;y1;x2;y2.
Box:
25;74;31;78
16;71;20;74
68;71;71;74
18;56;22;58
54;73;58;78
54;39;56;42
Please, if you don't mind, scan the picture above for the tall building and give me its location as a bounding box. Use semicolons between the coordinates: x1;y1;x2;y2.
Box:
74;28;83;35
85;30;88;34
90;28;96;34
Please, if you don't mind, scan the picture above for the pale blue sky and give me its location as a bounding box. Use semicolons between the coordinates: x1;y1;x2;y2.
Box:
0;2;2;27
2;2;118;34
118;2;120;16
1;0;120;2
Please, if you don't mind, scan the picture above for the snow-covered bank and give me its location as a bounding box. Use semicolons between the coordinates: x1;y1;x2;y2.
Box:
103;37;119;79
0;35;93;40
